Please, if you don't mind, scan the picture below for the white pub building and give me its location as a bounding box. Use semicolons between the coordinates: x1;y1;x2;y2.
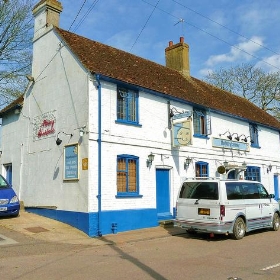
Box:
1;0;280;236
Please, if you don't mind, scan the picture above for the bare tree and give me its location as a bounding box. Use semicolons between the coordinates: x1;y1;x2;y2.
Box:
0;0;33;108
204;64;280;121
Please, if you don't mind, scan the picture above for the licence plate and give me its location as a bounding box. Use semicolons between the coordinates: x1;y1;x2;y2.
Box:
0;207;7;211
198;208;210;215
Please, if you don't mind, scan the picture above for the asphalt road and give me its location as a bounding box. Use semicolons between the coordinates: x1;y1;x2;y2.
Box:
1;220;280;280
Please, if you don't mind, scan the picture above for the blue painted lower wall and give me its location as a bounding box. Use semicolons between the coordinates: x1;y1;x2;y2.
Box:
25;207;160;237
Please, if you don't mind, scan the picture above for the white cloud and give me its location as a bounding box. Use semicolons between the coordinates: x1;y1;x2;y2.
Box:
255;54;280;73
206;36;264;66
199;68;214;77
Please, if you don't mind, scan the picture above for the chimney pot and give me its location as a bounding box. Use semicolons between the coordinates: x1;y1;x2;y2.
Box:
180;37;184;43
169;41;173;47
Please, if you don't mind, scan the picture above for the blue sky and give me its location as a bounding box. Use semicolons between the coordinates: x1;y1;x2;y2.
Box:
56;0;280;79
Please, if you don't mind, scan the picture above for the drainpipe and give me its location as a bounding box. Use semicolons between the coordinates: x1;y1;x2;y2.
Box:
96;74;102;237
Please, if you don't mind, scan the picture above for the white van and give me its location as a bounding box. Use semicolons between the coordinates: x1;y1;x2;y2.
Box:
175;178;280;239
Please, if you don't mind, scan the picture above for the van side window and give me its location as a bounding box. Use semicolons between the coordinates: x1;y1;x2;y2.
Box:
226;182;269;200
226;184;243;200
179;182;218;200
243;183;260;199
257;183;269;198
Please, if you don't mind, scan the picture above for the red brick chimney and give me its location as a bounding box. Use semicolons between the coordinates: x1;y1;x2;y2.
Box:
165;37;190;77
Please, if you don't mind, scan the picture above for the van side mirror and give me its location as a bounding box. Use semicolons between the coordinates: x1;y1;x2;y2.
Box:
269;194;275;199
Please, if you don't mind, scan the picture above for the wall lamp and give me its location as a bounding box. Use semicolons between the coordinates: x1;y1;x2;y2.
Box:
231;133;239;141
56;137;62;145
220;131;250;142
79;125;86;137
169;107;184;118
239;134;254;143
184;156;192;169
56;131;73;146
241;161;247;169
146;153;155;168
267;164;272;173
219;130;231;139
226;132;239;141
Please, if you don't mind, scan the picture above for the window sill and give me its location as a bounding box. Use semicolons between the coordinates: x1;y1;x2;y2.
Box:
115;120;142;127
115;194;143;198
251;144;261;149
193;134;210;139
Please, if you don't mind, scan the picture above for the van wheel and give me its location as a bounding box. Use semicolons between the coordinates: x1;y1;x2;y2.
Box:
232;217;246;240
272;213;280;231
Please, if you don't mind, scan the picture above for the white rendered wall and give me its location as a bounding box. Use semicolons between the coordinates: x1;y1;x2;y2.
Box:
6;29;91;212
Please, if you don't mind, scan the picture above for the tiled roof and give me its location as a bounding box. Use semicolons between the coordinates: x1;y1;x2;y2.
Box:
3;27;279;130
55;28;280;130
0;95;24;117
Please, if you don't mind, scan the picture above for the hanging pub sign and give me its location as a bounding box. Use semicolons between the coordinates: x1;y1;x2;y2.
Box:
172;112;192;147
33;111;56;141
64;143;79;180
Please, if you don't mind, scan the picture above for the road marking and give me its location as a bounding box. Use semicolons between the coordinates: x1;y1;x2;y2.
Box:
261;263;280;271
0;234;18;245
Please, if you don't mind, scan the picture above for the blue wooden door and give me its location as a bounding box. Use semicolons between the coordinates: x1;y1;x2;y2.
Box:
156;169;171;219
274;175;279;201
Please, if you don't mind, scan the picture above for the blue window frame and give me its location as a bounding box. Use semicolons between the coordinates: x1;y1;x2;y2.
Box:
193;108;211;138
249;123;259;147
245;166;261;182
117;87;139;125
117;155;141;197
195;161;209;177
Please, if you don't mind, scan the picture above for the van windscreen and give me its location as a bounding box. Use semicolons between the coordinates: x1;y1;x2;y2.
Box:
179;182;218;200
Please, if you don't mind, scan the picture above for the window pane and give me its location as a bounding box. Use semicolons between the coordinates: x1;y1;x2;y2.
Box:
193;114;200;134
249;124;258;145
117;172;127;192
128;159;136;192
117;89;126;120
127;93;136;122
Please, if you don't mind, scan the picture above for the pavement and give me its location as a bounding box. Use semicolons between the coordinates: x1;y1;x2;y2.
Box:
0;209;186;246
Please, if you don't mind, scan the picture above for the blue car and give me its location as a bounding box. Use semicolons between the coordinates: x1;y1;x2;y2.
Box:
0;175;20;217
